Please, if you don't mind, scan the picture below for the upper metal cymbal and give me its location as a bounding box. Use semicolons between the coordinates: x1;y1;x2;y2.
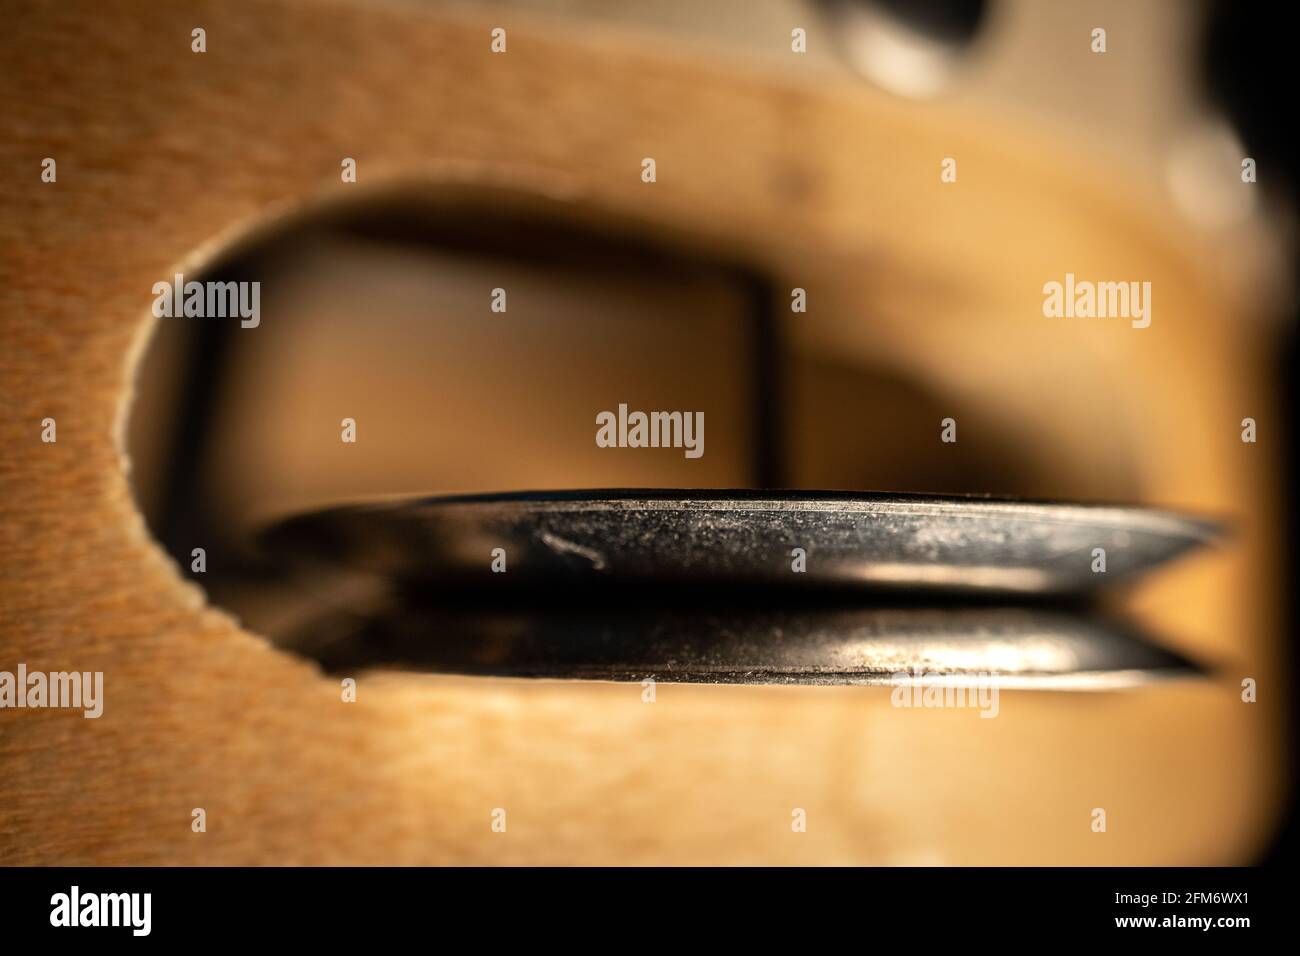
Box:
261;489;1220;596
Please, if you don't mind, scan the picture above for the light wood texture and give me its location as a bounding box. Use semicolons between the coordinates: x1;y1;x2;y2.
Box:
0;0;1283;863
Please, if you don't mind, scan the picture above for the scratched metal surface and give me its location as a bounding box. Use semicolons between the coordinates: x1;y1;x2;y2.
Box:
281;601;1201;688
261;490;1220;596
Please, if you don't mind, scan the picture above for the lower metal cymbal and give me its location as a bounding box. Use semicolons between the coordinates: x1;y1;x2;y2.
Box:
281;600;1203;689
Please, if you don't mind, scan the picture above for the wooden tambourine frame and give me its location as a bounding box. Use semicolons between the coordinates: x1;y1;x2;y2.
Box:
0;0;1283;864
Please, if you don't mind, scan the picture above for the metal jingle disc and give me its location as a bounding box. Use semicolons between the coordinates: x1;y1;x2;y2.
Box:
261;490;1220;596
281;601;1204;689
